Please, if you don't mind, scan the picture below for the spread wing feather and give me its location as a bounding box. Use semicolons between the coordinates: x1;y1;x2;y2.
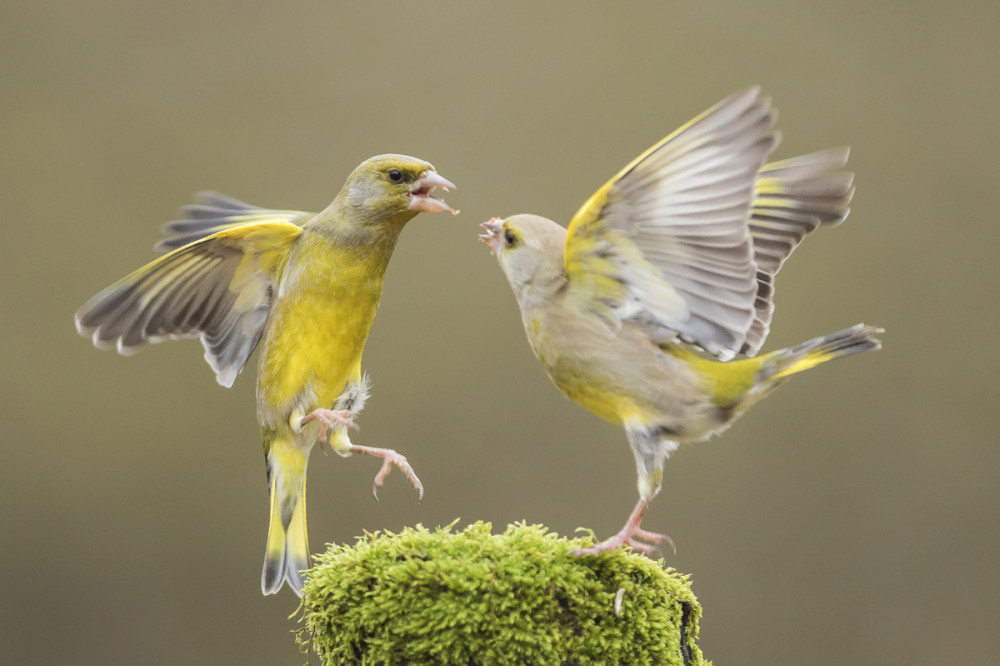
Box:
155;191;314;252
741;148;854;354
76;221;302;386
563;89;854;358
564;88;778;359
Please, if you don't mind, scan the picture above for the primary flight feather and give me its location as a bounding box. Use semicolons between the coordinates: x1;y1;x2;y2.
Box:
481;89;881;555
76;154;456;594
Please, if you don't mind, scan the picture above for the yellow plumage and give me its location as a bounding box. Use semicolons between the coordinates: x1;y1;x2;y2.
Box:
481;89;882;555
76;154;456;595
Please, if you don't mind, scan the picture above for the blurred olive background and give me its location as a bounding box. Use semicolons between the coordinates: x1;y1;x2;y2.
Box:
2;1;997;664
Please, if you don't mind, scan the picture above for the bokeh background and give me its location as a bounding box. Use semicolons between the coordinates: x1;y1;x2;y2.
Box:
2;1;997;664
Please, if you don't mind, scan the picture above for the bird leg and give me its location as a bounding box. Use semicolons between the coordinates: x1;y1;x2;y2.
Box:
299;374;423;500
347;444;424;501
571;497;674;557
300;409;423;500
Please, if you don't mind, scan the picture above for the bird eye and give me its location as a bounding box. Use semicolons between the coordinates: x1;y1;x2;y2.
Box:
504;229;518;248
387;169;403;183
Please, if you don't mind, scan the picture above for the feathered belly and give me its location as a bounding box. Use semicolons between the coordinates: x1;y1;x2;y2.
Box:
256;284;380;429
541;338;720;440
548;367;630;425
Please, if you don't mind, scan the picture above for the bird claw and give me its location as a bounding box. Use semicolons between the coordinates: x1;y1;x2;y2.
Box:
628;528;676;556
571;527;674;557
570;500;674;557
350;445;424;501
300;408;358;443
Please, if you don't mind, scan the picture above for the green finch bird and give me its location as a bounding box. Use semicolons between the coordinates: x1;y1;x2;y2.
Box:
480;88;882;556
76;154;456;595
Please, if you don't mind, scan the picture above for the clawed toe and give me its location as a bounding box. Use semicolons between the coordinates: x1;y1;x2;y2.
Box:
633;528;676;555
570;498;673;557
351;445;424;501
300;408;358;442
570;528;673;557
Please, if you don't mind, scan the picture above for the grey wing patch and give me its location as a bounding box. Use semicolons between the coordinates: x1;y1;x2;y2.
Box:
598;88;780;359
155;191;313;252
741;147;855;355
75;236;276;387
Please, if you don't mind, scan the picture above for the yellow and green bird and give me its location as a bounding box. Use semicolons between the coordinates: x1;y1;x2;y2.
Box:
76;154;456;594
480;89;882;556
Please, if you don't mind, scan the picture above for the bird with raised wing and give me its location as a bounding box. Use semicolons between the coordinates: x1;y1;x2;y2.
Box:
76;154;456;594
480;89;881;556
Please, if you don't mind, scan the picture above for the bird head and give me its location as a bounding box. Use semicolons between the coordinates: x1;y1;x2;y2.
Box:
480;214;568;306
340;154;456;228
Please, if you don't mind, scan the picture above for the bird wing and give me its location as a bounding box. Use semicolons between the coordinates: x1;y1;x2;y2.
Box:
563;88;779;359
76;221;303;387
741;148;854;355
155;191;315;252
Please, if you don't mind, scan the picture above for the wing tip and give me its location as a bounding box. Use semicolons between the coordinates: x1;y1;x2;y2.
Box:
73;312;91;337
733;85;763;106
202;343;239;388
115;338;143;356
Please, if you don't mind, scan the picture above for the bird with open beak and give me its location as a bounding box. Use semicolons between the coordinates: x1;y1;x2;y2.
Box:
481;89;881;557
76;153;456;595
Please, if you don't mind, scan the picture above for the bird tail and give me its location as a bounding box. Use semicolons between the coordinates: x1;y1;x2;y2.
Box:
261;444;310;597
760;323;883;383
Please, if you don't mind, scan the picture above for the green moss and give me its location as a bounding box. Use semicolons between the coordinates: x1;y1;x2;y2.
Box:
299;521;710;665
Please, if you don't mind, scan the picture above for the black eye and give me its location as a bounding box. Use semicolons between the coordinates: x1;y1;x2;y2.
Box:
504;229;518;248
387;169;403;183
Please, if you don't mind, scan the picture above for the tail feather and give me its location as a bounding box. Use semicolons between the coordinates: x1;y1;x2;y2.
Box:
261;449;310;597
763;323;883;382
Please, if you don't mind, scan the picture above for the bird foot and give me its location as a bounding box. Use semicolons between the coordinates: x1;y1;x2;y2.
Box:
300;408;358;443
350;444;424;501
570;497;675;557
571;525;674;557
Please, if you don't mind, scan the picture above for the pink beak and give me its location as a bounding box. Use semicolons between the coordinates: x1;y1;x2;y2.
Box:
408;171;457;214
479;218;504;254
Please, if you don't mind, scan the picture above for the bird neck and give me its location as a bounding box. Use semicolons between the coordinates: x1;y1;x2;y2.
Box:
307;200;415;249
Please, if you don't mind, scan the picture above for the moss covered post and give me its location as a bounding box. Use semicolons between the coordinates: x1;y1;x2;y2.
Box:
298;522;710;665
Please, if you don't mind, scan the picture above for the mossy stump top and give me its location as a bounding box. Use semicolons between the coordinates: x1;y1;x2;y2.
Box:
299;522;710;665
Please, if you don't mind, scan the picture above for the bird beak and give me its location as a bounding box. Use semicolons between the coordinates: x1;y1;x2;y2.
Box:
479;218;503;254
408;171;458;214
